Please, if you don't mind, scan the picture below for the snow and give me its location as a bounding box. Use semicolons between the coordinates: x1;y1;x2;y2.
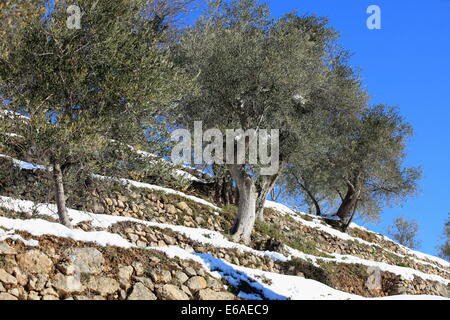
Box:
265;200;450;271
0;228;39;247
1;195;448;286
0;196;448;300
0;154;217;210
0;216;134;249
0;154;46;171
92;174;221;211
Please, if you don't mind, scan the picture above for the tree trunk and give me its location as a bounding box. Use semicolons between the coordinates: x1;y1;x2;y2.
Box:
229;165;257;244
52;162;72;228
256;174;278;221
336;176;362;229
295;175;322;216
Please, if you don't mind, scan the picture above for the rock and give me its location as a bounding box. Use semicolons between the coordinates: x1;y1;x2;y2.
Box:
134;277;154;291
157;284;190;300
0;283;5;292
17;250;53;274
197;289;235;300
85;277;120;296
184;267;197;277
0;292;18;300
28;291;40;300
64;248;104;275
41;287;58;297
8;287;20;297
57;263;77;276
0;269;17;285
42;295;59;300
186;276;207;291
176;202;192;214
0;243;17;255
165;204;178;215
132;262;145;276
149;269;172;284
127;283;157;300
174;271;189;285
52;274;83;294
118;266;134;280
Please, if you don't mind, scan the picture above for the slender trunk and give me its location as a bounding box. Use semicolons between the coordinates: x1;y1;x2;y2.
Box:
256;174;278;221
52;162;71;228
295;175;321;216
229;165;257;244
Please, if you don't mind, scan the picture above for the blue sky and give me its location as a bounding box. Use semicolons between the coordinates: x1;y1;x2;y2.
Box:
263;0;450;256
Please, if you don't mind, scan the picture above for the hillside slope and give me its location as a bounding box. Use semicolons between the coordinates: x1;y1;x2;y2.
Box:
0;154;449;300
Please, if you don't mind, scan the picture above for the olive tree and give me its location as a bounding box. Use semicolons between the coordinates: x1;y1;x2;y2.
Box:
0;0;190;227
174;0;352;243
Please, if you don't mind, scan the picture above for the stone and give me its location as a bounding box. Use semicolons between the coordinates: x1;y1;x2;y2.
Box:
186;276;207;291
176;202;192;213
8;288;20;297
28;291;40;300
52;274;83;294
41;287;58;297
27;274;48;291
197;289;235;301
0;243;17;255
174;271;189;285
149;269;172;283
134;277;154;291
42;295;59;300
0;292;18;300
0;269;17;285
184;267;197;277
132;262;145;276
57;263;76;276
127;283;157;300
118;266;134;280
85;277;120;296
64;248;104;275
157;284;190;300
165;204;177;215
17;250;53;274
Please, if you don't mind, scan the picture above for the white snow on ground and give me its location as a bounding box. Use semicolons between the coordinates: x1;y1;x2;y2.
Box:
0;154;46;171
0;154;218;210
0;228;39;247
0;216;134;248
265;200;450;271
93;174;221;211
109;140;206;183
1;196;448;286
155;247;448;301
0;196;448;300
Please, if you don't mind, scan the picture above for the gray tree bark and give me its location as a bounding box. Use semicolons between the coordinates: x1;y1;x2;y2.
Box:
229;165;257;244
52;161;72;228
256;174;279;221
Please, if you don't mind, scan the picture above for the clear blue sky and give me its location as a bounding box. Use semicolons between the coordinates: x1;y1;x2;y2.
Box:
264;0;450;256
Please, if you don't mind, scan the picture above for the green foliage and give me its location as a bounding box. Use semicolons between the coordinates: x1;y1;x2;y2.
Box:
0;0;192;218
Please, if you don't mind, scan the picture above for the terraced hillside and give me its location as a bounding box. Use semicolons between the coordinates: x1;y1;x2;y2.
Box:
0;152;449;300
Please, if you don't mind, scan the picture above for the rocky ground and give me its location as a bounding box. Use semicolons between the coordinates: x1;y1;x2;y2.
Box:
0;156;449;300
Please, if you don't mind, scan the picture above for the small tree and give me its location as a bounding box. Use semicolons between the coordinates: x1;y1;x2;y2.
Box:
438;214;450;261
0;0;190;227
387;217;421;249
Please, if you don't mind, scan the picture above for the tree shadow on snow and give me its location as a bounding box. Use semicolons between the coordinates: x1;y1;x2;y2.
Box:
194;253;288;300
